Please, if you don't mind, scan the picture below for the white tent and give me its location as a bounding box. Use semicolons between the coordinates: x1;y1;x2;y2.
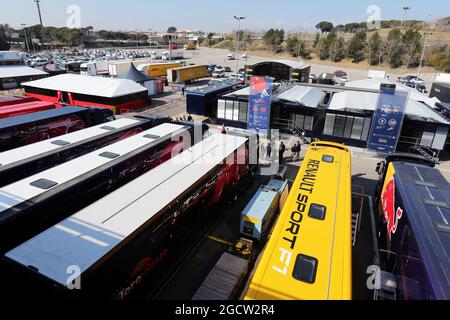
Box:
329;90;450;125
274;85;325;108
22;74;147;98
345;78;440;106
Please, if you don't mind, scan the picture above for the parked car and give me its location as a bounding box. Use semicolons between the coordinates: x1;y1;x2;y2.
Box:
404;81;428;93
237;68;245;75
333;70;348;83
229;73;245;83
212;70;225;78
242;53;248;59
223;66;232;72
207;64;217;76
398;75;425;85
227;53;236;60
30;58;48;67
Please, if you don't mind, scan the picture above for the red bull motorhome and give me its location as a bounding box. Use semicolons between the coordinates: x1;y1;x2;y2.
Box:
374;154;450;300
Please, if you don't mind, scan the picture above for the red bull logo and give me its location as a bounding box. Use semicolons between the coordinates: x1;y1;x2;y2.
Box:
381;177;404;241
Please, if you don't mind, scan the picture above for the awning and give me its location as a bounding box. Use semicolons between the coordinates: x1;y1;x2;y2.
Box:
0;65;48;79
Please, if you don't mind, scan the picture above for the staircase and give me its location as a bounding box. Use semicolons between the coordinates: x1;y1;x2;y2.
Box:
413;145;440;164
289;126;309;144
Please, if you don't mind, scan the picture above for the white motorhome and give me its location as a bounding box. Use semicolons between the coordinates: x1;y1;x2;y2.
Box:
80;60;109;76
368;70;389;79
161;50;184;61
435;73;450;84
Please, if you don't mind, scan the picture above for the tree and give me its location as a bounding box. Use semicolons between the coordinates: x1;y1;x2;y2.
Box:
315;21;334;34
389;46;403;68
403;29;422;67
167;26;177;33
368;32;382;65
317;32;337;60
263;28;285;52
286;35;310;58
347;31;367;62
318;38;330;60
386;29;403;68
331;37;345;62
0;25;10;50
313;33;320;48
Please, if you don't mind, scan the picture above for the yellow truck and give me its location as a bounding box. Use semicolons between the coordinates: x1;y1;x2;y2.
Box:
138;62;181;77
167;65;207;84
185;42;197;50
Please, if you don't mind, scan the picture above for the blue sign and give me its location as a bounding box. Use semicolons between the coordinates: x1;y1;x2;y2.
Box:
247;76;273;135
367;89;409;154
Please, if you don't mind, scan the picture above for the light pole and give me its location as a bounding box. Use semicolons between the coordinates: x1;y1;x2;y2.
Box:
402;6;411;28
34;0;43;26
234;16;245;73
416;32;432;89
21;23;30;53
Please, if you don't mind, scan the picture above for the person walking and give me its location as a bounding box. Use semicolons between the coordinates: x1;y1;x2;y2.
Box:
279;141;286;163
221;124;227;134
266;142;272;160
180;83;186;96
292;142;299;161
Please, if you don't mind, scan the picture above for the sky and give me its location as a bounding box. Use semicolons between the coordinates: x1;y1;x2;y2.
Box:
2;0;449;33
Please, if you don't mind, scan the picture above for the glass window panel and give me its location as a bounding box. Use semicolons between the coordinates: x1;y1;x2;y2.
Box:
420;131;434;148
225;101;233;120
361;117;372;140
323;114;336;135
333;116;346;137
351;117;365;140
304;116;314;131
295;114;305;128
233;102;239;121
239;102;248;122
217;100;226;119
343;117;354;138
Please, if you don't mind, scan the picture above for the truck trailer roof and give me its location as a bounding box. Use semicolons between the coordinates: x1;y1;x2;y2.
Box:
392;161;450;299
5;133;248;286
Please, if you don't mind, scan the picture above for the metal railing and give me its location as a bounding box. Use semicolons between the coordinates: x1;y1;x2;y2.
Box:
398;135;441;163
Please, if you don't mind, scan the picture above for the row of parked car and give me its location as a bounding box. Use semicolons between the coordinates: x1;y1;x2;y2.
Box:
397;75;427;93
207;65;246;86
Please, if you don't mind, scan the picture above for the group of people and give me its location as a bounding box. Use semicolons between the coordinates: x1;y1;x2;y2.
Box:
264;140;302;163
291;141;302;161
264;141;286;163
173;114;194;122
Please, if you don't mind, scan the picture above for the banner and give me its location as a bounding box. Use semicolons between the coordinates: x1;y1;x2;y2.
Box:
247;76;273;135
367;88;409;154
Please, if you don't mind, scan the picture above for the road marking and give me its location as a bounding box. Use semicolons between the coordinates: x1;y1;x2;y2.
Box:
179;226;233;246
205;235;233;246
